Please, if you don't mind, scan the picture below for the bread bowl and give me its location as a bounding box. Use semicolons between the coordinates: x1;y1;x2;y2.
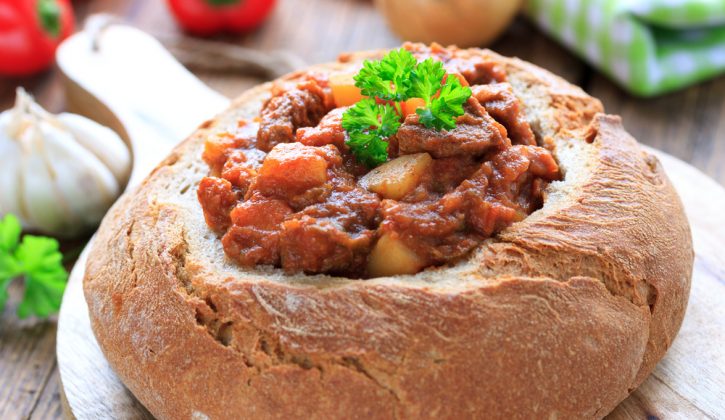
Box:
84;43;693;419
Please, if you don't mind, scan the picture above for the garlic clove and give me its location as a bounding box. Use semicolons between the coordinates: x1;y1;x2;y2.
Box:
37;122;121;236
19;123;70;235
57;113;131;185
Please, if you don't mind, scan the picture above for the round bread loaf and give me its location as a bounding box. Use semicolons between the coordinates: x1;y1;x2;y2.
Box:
84;46;693;419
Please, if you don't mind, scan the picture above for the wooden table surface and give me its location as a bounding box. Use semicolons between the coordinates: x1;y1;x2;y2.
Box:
1;0;723;419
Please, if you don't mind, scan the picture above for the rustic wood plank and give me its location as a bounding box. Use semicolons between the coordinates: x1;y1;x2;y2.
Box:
29;366;64;420
608;374;712;420
121;2;587;86
0;283;58;420
589;75;725;186
112;0;401;65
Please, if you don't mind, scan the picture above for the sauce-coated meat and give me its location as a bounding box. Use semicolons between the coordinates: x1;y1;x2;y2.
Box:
257;79;330;152
296;107;348;149
472;83;536;145
395;98;508;158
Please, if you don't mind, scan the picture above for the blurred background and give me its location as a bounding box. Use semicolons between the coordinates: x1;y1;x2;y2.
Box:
1;1;724;418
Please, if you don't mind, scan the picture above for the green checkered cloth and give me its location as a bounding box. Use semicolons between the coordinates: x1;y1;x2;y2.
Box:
526;0;725;96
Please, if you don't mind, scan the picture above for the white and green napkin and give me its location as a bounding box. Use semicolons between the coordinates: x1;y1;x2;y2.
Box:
527;0;725;96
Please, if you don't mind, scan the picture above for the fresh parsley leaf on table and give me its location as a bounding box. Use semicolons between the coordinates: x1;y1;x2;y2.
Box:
0;214;68;319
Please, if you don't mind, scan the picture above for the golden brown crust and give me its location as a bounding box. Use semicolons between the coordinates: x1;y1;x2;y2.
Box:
84;46;693;420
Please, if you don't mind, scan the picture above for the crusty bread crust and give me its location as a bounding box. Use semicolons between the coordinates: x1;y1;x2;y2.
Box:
84;48;693;420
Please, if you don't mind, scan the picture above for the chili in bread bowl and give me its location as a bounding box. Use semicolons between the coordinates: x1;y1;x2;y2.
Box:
84;43;693;419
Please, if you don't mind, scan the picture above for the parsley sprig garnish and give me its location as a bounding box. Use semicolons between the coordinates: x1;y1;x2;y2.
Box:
410;59;471;130
342;98;401;167
0;214;68;319
355;49;417;101
343;48;472;167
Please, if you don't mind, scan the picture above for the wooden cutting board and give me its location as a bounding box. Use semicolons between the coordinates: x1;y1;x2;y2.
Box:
55;23;725;420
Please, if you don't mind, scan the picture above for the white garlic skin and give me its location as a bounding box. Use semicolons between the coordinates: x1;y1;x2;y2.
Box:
0;88;131;238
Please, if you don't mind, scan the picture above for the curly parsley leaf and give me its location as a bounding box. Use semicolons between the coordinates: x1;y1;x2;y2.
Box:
409;58;447;104
0;214;68;319
354;48;417;101
0;213;21;253
417;76;472;130
342;98;400;167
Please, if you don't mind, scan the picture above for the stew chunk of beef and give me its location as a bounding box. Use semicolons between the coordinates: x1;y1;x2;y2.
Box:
296;107;348;149
257;79;330;152
395;98;509;158
472;83;536;146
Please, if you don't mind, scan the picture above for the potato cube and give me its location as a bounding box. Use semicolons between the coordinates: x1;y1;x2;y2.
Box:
367;234;425;277
360;153;432;200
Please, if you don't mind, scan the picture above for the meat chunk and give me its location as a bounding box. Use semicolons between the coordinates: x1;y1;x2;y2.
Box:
257;80;329;152
279;216;374;275
459;145;560;235
222;195;293;266
447;56;507;85
297;187;381;232
379;198;480;264
378;144;559;263
219;150;258;195
395;98;509;158
472;83;536;146
197;177;240;232
489;145;560;212
296;107;347;150
202;134;251;176
430;156;481;193
279;183;380;274
296;107;370;176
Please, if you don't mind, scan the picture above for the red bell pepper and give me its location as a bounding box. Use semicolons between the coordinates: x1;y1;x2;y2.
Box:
166;0;277;36
0;0;75;76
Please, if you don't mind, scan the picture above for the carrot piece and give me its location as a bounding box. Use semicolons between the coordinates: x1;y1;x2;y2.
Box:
330;73;364;107
402;97;426;117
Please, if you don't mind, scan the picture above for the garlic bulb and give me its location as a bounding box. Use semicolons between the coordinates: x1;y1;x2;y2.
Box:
0;88;131;238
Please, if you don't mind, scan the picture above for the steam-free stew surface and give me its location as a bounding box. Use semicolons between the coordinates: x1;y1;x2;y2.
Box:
198;44;560;278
